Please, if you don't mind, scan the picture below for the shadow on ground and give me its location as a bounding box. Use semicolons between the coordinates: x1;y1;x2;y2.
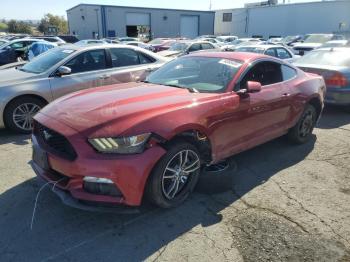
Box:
317;105;350;129
0;131;317;261
0;128;30;146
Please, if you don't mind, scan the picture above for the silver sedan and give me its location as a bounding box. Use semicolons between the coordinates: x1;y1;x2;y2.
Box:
0;44;168;133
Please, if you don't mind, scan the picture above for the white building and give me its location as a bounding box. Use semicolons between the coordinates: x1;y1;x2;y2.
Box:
67;4;215;40
215;0;350;38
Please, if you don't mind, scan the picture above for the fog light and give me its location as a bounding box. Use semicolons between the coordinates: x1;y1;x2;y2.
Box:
83;177;122;197
83;176;113;184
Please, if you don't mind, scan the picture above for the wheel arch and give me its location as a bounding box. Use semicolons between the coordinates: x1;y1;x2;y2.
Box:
3;94;49;126
307;96;323;120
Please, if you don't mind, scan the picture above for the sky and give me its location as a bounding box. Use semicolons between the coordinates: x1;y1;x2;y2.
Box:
0;0;322;20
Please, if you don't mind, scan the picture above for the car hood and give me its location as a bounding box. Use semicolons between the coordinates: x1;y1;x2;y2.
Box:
0;68;39;86
39;82;197;137
157;50;183;57
293;43;323;49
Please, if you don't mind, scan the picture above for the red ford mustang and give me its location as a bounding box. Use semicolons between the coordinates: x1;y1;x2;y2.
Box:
31;52;326;210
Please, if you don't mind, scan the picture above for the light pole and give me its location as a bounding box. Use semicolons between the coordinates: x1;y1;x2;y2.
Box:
94;8;100;39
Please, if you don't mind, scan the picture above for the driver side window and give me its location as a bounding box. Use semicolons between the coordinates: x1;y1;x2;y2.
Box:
239;61;283;89
65;49;107;74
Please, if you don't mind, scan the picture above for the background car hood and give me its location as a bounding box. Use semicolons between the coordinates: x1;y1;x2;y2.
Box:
293;43;322;49
157;50;183;57
39;82;196;137
0;68;38;86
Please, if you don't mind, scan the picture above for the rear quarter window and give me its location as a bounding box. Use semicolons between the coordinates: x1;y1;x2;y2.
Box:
282;65;297;81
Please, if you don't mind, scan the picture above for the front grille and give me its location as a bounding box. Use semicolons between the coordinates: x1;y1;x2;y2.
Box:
34;121;77;161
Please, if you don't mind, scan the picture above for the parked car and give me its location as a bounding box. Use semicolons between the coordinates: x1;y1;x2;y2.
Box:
57;35;79;44
158;41;217;58
0;44;167;133
281;35;303;46
32;36;66;46
267;37;283;44
293;34;345;55
235;44;299;62
294;47;350;110
221;38;262;51
201;38;222;46
31;52;325;210
118;37;139;42
149;38;177;53
102;38;120;44
216;35;238;43
0;39;8;46
26;41;57;61
0;38;41;65
319;40;349;49
124;41;155;52
75;39;107;45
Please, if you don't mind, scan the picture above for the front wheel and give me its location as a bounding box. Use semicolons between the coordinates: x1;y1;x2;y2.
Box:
4;97;45;134
288;104;317;144
146;141;201;208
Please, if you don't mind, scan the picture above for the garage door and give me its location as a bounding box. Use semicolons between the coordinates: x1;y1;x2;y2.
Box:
180;15;199;38
126;13;150;25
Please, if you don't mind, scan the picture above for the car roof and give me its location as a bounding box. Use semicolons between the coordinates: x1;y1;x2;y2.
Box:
187;51;269;62
237;44;286;49
314;47;350;52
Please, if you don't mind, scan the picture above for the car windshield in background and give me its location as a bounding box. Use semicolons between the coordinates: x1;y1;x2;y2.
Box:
303;34;333;44
236;47;265;53
295;49;350;67
148;39;165;45
146;56;243;93
20;48;75;74
169;43;189;51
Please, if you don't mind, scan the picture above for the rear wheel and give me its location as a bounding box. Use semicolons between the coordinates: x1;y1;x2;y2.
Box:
288;104;317;144
4;97;46;134
146;140;201;208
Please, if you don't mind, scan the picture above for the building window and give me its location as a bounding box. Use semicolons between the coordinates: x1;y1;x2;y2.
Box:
223;13;232;22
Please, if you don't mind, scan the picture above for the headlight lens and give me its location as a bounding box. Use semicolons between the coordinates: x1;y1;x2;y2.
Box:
88;133;151;154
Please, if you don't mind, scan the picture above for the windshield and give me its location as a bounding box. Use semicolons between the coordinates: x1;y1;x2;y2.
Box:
146;56;243;93
295;49;350;67
169;42;189;52
236;47;265;53
148;39;165;45
228;39;242;45
304;34;333;44
20;48;75;74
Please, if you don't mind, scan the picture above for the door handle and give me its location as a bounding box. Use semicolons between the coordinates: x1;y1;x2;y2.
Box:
99;75;110;79
282;93;290;97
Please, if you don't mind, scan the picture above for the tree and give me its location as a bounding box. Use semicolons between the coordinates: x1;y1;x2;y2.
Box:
7;20;32;34
38;14;68;35
0;22;8;32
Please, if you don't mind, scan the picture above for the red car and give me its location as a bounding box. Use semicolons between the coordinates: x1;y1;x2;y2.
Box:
31;52;326;210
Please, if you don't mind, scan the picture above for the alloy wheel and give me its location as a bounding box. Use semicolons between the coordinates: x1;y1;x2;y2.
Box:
12;103;41;131
161;149;200;200
299;109;315;138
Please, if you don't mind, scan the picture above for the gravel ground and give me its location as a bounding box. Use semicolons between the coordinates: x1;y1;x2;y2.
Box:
0;106;349;262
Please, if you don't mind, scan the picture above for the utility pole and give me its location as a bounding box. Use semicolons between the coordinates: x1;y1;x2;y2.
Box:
94;8;100;39
209;0;212;10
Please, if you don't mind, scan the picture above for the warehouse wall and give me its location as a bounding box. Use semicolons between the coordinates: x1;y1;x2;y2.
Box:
67;5;215;40
215;0;350;39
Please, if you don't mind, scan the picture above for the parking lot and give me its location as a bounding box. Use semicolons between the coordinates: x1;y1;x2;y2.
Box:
0;105;348;262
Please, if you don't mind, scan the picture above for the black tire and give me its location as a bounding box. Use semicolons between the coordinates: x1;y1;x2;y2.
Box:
288;104;317;144
4;96;46;134
146;140;201;208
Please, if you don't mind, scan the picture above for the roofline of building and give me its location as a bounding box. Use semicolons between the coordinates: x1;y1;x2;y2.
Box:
66;3;215;13
214;0;349;11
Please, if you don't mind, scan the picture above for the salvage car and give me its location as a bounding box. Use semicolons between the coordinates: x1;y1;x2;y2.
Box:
158;41;217;58
235;45;299;62
294;47;350;110
31;52;325;210
0;44;167;133
293;34;345;55
0;38;41;65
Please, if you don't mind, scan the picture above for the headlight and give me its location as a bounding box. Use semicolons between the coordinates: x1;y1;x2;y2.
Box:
88;133;151;154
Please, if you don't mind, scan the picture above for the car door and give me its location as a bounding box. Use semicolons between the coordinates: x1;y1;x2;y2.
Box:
264;48;277;58
49;49;108;99
213;60;291;159
104;48;160;84
188;43;201;53
201;43;216;50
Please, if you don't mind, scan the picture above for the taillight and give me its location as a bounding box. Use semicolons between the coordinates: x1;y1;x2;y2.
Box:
325;73;348;87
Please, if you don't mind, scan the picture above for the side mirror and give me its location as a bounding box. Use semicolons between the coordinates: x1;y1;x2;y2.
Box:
56;66;71;77
246;81;262;93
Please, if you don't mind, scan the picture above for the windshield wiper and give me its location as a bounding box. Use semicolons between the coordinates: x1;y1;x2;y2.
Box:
165;84;199;93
